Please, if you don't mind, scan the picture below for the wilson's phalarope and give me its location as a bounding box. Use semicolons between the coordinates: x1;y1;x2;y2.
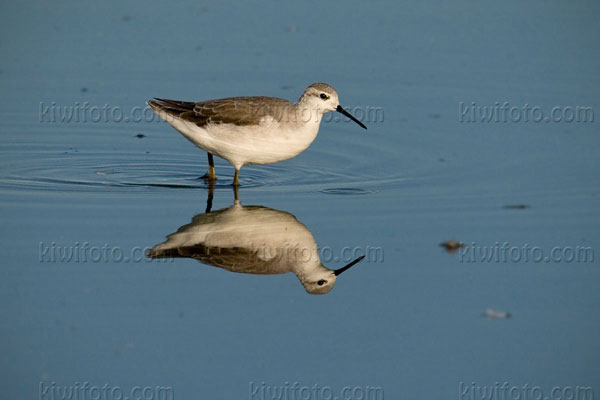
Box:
148;83;366;186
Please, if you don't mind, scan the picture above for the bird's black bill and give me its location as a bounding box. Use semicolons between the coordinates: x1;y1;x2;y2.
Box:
336;105;367;130
333;255;366;276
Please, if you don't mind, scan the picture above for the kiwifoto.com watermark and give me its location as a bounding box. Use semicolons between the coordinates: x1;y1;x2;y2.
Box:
38;242;174;264
459;102;594;123
458;242;594;264
459;381;593;400
249;382;383;400
39;382;173;400
249;244;384;264
38;241;383;264
38;102;384;125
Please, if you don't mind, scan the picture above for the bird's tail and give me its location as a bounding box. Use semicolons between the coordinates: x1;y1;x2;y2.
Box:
147;98;196;122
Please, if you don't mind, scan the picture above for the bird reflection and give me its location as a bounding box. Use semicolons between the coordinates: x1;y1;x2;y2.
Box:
147;190;364;295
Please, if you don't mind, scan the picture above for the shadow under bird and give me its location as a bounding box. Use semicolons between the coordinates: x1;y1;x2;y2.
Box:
148;83;367;186
147;202;365;295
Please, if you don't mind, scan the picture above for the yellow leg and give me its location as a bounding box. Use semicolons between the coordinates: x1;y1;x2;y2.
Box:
203;153;217;182
233;169;240;187
207;165;216;181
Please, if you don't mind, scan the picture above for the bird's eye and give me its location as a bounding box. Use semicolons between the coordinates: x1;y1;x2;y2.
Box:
319;93;328;100
317;279;326;286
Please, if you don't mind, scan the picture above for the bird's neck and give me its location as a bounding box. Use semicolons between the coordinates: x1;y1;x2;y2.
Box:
293;260;327;281
294;101;324;127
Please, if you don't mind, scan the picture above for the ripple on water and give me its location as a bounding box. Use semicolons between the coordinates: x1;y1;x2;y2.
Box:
320;187;375;195
0;138;408;194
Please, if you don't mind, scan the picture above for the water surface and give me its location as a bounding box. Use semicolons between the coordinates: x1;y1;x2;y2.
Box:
1;0;599;398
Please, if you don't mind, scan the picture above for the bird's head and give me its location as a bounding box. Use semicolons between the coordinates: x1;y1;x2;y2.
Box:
299;255;366;295
299;83;367;129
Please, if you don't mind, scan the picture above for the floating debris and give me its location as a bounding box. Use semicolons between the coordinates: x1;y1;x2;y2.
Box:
440;239;464;253
135;133;146;138
121;15;133;22
429;113;441;119
504;204;530;209
80;87;88;93
483;308;511;319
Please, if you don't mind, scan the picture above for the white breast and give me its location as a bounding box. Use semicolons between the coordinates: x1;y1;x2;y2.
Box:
166;114;322;169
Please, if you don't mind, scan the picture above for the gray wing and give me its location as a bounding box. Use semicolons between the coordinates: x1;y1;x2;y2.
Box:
147;244;286;275
148;96;293;127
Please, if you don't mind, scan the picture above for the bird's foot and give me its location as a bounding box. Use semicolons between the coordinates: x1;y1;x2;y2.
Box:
200;169;217;183
200;174;217;183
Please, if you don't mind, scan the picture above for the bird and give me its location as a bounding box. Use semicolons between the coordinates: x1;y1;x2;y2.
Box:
147;201;365;295
147;83;367;186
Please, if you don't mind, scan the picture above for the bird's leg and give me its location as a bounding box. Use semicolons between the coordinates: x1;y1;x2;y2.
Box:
205;183;214;213
201;153;217;182
233;168;240;187
233;184;239;203
207;153;217;181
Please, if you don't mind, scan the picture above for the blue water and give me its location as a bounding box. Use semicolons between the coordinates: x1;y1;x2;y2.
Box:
1;0;599;398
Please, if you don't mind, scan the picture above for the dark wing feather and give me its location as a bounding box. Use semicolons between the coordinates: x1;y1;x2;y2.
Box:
148;244;285;275
149;96;293;127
